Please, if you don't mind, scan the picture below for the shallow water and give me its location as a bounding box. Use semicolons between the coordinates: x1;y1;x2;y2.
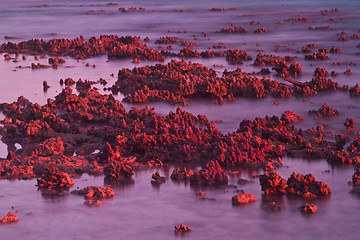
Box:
0;0;360;239
0;158;357;240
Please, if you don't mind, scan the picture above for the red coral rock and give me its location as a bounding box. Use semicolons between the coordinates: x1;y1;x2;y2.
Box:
218;25;247;34
300;203;318;214
71;186;114;199
37;166;75;190
344;118;355;130
232;191;257;204
352;167;360;185
254;27;267;34
33;136;64;156
170;167;193;181
308;103;339;118
151;171;166;185
0;212;19;224
174;224;192;232
103;161;135;182
190;161;228;185
259;172;287;196
225;49;252;64
286;172;331;198
344;69;352;75
330;46;342;53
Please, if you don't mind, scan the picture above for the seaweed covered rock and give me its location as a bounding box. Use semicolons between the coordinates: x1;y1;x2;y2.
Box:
300;203;318;214
0;212;19;224
71;186;115;199
36;166;75;190
170;167;193;181
308;103;339;118
286;172;331;198
190;161;228;185
103;161;135;182
151;171;166;185
33;136;64;156
232;191;257;205
259;172;287;196
174;224;192;232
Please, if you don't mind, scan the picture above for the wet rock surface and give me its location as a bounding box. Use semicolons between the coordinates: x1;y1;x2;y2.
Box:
232;191;257;205
300;203;318;214
0;212;19;224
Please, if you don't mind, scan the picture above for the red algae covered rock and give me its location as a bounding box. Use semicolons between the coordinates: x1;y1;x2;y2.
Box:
0;35;164;62
308;103;339;118
351;167;360;185
300;203;318;214
0;212;19;224
190;161;228;186
305;51;329;60
103;161;135;182
232;191;257;205
260;172;330;198
254;27;267;34
286;172;331;198
174;224;192;232
71;186;114;199
36;166;75;190
170;167;193;181
259;172;287;196
151;171;166;185
33;136;64;156
225;49;252;64
218;25;247;34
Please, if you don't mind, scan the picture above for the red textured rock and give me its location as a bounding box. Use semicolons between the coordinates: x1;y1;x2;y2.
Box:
314;67;329;78
0;35;164;62
344;118;355;130
170;167;193;181
0;212;19;224
308;25;332;31
330;46;342;53
344;69;352;75
103;161;135;182
190;161;228;185
254;28;267;34
33;136;64;156
155;36;179;44
232;191;257;204
174;224;192;232
350;84;360;97
259;172;287;196
300;203;318;214
352;167;360;185
253;53;284;67
49;57;65;64
218;25;247;34
225;49;252;64
305;51;329;60
31;63;49;69
282;17;311;24
151;171;166;184
308;103;339;118
272;61;302;77
71;186;114;199
286;172;331;198
37;166;75;190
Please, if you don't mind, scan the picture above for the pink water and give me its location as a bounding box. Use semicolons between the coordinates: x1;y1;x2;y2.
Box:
0;0;360;239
